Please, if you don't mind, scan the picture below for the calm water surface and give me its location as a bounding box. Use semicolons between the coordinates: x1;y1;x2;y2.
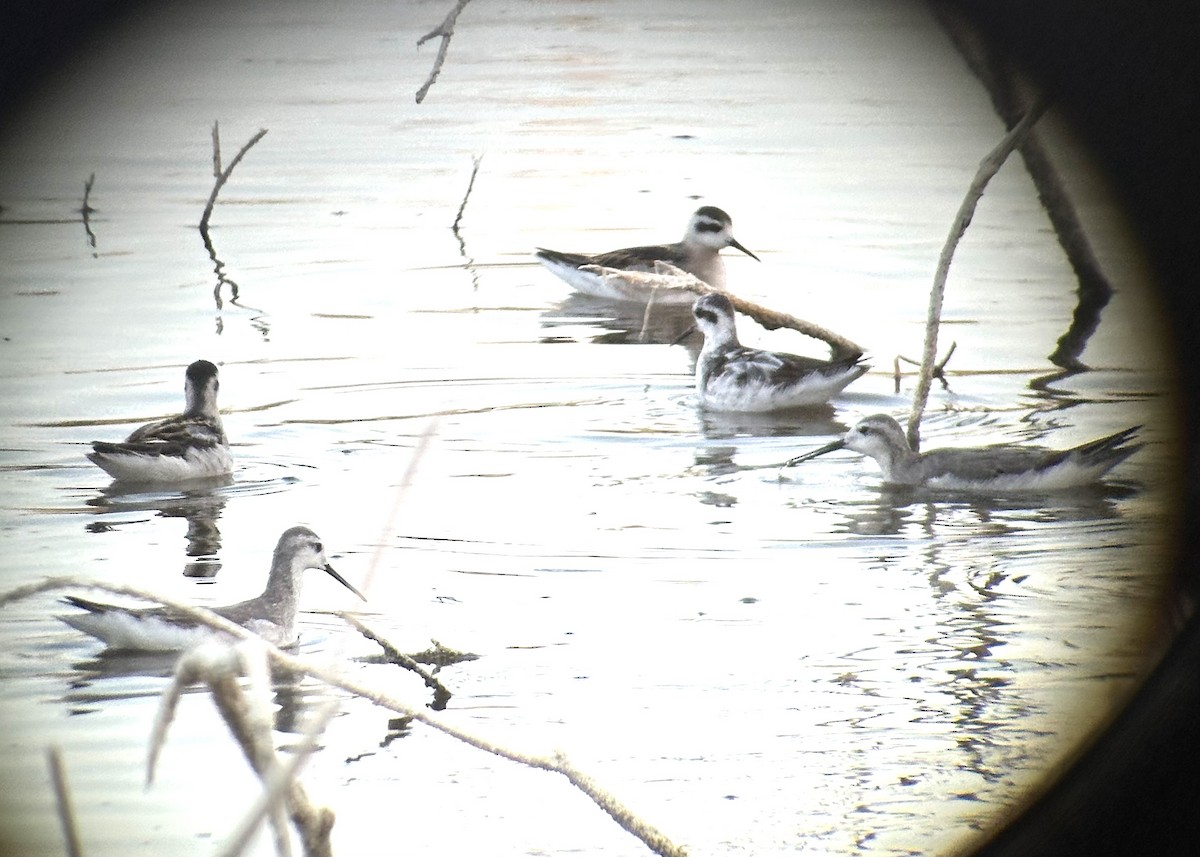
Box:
0;1;1183;855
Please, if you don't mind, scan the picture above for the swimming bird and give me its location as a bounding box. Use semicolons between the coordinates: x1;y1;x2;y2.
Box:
88;359;233;483
534;205;759;303
691;293;868;411
783;413;1143;490
59;526;366;651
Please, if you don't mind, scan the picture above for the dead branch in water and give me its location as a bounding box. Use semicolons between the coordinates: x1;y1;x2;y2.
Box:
894;341;956;393
907;102;1046;451
200;122;268;239
415;0;474;104
453;156;483;290
200;122;270;334
932;2;1114;371
4;576;687;857
340;612;457;710
584;262;865;360
81;173;97;252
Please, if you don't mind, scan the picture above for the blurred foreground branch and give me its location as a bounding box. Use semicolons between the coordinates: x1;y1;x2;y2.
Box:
3;577;688;857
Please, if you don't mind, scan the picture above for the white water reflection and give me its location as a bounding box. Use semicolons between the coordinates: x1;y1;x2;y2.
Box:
0;0;1183;855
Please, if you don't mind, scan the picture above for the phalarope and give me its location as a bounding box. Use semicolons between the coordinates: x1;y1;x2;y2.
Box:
88;359;233;483
59;526;366;651
534;205;759;303
692;293;868;411
784;413;1143;490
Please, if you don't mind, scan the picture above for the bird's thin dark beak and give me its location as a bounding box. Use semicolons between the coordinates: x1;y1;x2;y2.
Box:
729;237;760;262
324;563;367;602
783;439;846;468
670;325;698;345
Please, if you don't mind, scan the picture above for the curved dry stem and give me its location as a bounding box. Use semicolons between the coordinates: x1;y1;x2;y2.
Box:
907;101;1046;450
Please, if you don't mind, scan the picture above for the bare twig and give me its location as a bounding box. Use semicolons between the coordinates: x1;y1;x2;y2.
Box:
907;102;1046;451
200;124;268;237
340;612;454;710
10;577;687;857
200;123;269;332
415;0;473;104
452;154;482;236
47;746;83;857
895;340;957;390
81;173;97;252
452;157;483;291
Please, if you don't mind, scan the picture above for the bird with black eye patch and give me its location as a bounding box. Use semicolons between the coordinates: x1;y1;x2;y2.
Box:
690;293;868;412
784;413;1143;491
88;359;233;483
534;206;759;303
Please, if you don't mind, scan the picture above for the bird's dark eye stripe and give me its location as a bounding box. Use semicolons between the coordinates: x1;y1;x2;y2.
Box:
694;220;723;233
695;308;719;323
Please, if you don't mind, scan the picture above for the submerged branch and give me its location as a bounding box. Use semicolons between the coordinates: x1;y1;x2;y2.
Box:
340;612;455;710
583;262;864;360
907;101;1046;451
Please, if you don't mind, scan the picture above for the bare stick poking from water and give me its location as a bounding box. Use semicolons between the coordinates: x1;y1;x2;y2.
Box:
415;0;473;104
200;122;269;332
81;173;97;253
894;341;957;393
453;154;482;237
907;101;1046;451
452;156;483;290
47;746;83;857
200;123;268;238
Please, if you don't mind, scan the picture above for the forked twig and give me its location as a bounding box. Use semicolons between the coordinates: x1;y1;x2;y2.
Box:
340;612;455;710
200;122;268;238
907;102;1046;450
415;0;474;104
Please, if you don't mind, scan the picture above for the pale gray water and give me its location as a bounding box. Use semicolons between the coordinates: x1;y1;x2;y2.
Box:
0;1;1183;855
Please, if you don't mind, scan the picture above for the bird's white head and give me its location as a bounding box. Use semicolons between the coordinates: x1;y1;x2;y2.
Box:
685;206;760;260
692;292;740;346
